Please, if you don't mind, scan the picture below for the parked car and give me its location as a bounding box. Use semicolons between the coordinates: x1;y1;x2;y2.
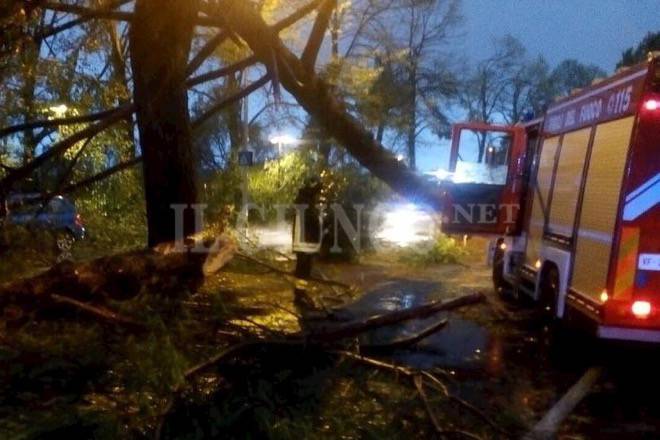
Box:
3;193;85;259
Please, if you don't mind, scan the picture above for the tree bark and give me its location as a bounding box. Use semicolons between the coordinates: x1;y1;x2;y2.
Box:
129;0;198;247
0;237;236;325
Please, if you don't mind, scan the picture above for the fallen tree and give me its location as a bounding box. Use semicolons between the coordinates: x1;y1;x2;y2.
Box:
3;0;448;251
153;289;492;439
208;0;446;210
0;236;237;329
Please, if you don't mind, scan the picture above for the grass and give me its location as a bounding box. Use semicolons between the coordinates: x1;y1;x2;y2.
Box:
396;234;469;266
0;234;521;439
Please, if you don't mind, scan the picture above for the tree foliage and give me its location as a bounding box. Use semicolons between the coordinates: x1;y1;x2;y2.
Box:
617;31;660;69
0;0;645;251
460;35;608;125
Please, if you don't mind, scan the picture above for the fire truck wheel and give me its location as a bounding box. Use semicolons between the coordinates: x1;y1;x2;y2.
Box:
539;265;560;319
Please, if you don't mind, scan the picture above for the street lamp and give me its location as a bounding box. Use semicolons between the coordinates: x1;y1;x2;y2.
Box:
49;104;68;117
269;134;300;155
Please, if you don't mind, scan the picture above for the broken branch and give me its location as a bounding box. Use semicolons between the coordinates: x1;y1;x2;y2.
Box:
270;0;324;32
190;0;327;90
301;0;336;70
38;1;223;27
361;318;448;351
309;293;484;342
50;294;145;331
338;351;501;439
47;156;142;198
0;104;133;138
38;0;133;39
39;1;135;22
39;134;97;207
0;105;133;192
523;367;603;440
0;237;235;323
414;375;446;436
186;31;229;75
186;55;258;87
192;74;270;129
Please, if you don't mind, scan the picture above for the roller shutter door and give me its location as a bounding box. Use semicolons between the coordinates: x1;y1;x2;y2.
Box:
571;116;635;299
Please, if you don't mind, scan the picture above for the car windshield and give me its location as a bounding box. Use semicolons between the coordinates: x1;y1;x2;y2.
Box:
46;198;74;214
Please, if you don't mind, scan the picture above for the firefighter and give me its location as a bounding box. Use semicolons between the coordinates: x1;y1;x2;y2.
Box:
292;177;323;311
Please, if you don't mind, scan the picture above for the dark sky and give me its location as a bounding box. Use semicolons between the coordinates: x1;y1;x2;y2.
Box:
414;0;659;172
461;0;660;72
285;1;659;171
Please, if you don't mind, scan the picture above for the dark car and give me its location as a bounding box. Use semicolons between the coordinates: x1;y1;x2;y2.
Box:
4;194;85;259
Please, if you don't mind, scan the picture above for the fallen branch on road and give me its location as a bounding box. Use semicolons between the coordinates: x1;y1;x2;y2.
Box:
50;294;145;331
157;288;491;440
180;293;484;380
523;367;603;440
336;350;509;439
308;293;484;342
414;375;485;440
361;318;448;352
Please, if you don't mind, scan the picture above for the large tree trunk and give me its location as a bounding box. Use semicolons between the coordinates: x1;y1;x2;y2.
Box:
219;2;444;210
129;0;198;247
0;237;236;328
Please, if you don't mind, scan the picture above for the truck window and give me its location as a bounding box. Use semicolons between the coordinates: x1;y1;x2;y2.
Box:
453;129;512;185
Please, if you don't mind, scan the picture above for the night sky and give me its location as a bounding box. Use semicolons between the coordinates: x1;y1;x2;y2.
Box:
414;0;660;172
461;0;660;72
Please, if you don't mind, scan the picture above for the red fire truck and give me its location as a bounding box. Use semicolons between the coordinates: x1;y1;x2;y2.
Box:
439;53;660;342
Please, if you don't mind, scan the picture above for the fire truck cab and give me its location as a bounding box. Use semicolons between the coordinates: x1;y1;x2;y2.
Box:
441;54;660;342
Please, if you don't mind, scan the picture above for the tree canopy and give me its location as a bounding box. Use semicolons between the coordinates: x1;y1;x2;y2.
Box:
617;31;660;69
0;0;652;245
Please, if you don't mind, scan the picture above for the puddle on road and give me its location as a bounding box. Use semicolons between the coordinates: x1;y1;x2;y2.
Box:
325;273;660;438
341;279;499;373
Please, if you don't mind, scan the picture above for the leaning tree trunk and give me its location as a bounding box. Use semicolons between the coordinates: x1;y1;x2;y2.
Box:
129;0;198;247
219;2;444;210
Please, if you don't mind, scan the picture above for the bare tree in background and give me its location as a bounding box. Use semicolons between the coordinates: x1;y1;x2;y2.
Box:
459;36;525;162
355;0;461;169
396;0;459;169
